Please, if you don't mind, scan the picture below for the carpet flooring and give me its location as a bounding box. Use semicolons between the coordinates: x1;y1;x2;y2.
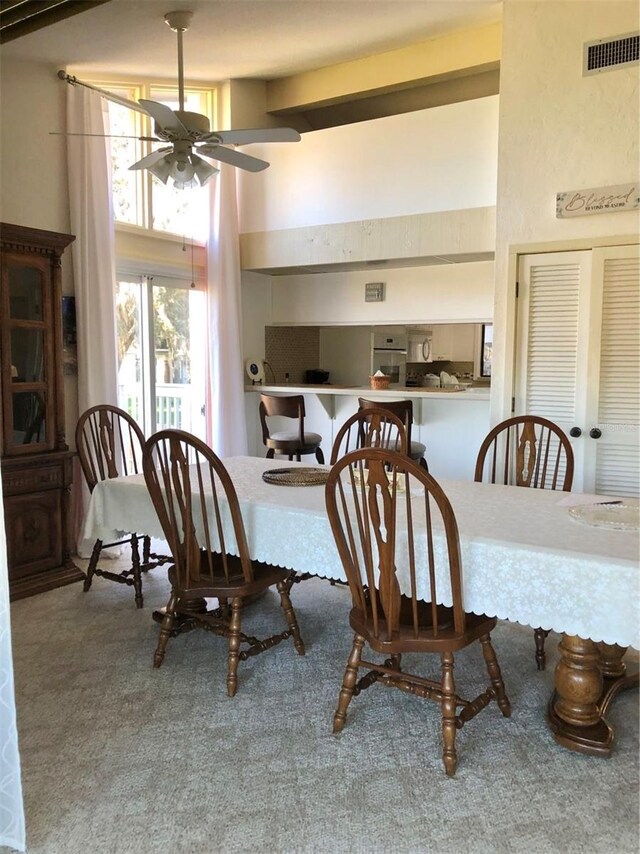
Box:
5;566;639;854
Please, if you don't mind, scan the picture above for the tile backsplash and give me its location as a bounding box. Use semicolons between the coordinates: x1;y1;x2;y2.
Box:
265;326;320;384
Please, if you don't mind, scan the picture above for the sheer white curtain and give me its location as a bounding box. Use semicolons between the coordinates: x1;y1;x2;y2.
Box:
0;482;25;850
205;164;248;456
66;85;119;554
66;85;118;413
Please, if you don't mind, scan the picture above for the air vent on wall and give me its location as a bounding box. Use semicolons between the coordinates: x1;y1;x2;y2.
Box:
583;32;639;75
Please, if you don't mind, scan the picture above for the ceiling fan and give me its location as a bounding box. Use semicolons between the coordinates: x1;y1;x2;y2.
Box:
126;9;300;189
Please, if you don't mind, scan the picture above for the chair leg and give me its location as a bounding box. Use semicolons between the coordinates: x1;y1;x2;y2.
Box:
480;634;511;717
315;446;325;464
333;633;365;734
142;534;151;566
276;579;305;655
534;627;550;670
440;651;458;777
227;597;243;698
154;592;177;668
84;539;102;592
130;533;144;609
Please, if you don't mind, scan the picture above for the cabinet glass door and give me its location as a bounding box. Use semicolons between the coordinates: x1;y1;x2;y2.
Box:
2;257;52;452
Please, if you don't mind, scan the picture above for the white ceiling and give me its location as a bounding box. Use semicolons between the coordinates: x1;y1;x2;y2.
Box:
2;0;502;81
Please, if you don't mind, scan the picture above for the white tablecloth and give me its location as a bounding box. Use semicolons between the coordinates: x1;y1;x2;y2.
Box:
82;456;640;649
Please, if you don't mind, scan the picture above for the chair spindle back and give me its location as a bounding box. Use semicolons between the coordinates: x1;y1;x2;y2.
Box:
326;447;466;642
143;430;254;589
76;404;146;492
474;415;574;491
330;407;409;464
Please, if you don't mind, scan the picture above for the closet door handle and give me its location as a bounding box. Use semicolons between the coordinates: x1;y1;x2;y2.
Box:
569;427;582;437
589;427;602;439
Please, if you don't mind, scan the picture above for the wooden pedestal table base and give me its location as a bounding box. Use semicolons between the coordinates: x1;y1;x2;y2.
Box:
547;634;639;756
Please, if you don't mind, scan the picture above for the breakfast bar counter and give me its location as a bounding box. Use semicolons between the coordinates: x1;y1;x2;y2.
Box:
245;384;491;480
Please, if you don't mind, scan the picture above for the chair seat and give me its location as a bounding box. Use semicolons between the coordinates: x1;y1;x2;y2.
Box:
349;598;497;654
169;552;292;599
268;430;322;445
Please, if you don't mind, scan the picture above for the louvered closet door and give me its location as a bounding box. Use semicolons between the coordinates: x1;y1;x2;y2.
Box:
584;246;640;497
516;246;639;495
515;251;592;490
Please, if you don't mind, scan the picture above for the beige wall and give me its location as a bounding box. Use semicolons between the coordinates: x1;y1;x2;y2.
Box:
492;0;640;421
1;60;71;262
270;260;495;326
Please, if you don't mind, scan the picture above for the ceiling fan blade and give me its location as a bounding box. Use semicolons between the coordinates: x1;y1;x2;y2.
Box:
129;148;172;171
197;144;269;172
50;132;161;141
139;99;187;135
209;127;301;145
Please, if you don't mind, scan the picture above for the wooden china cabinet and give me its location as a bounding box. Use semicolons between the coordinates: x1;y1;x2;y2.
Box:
0;223;83;599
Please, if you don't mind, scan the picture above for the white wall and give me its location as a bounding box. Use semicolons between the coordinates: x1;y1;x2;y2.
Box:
492;0;640;421
271;260;495;326
238;96;499;233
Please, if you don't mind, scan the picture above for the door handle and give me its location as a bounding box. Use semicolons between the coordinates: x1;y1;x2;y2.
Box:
589;427;602;439
569;427;582;437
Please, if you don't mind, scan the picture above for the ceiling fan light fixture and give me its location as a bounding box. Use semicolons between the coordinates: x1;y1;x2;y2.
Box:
148;158;172;184
190;154;218;186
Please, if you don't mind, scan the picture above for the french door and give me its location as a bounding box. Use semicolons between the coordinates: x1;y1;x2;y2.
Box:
116;273;206;440
515;245;639;496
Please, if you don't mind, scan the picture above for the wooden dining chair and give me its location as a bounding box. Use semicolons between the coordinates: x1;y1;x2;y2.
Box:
143;429;305;696
259;393;324;463
325;447;511;777
330;406;408;464
474;414;575;669
358;397;428;470
75;404;169;608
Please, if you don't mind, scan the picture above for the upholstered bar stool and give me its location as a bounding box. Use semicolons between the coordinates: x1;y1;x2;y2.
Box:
259;393;325;463
358;397;428;470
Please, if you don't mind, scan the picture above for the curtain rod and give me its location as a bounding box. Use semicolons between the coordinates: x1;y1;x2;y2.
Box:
57;70;149;116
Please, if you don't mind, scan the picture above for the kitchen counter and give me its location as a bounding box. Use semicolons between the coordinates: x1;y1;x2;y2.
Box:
245;384;490;401
245;384;491;480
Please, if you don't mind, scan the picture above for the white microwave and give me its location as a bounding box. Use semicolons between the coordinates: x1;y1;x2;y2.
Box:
407;334;432;363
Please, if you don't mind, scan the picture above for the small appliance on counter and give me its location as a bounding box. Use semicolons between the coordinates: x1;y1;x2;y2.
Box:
305;369;330;384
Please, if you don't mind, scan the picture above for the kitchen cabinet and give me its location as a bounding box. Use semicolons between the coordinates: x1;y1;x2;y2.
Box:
429;324;476;362
430;325;453;361
0;222;83;599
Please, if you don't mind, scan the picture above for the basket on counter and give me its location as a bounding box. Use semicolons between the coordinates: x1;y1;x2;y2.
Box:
369;374;391;390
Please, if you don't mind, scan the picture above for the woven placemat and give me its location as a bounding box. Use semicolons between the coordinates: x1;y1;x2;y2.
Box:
262;467;330;486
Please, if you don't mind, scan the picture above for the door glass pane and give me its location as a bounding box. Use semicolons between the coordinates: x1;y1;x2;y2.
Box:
153;284;206;438
9;266;43;320
10;329;45;382
13;391;46;445
116;280;144;424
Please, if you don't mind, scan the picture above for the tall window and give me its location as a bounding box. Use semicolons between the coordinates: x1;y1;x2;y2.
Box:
104;83;214;242
116;273;206;439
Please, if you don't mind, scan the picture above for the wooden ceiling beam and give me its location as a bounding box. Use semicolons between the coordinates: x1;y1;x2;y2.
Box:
0;0;111;43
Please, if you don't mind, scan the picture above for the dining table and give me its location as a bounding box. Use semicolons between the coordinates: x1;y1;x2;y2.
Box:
82;454;639;757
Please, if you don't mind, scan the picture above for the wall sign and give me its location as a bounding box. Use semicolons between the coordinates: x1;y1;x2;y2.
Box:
365;281;385;302
556;182;639;218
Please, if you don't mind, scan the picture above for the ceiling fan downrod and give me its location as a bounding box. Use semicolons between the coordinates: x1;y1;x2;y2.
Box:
164;10;193;113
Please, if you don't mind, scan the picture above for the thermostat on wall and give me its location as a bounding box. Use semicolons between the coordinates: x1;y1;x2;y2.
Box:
365;282;385;302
